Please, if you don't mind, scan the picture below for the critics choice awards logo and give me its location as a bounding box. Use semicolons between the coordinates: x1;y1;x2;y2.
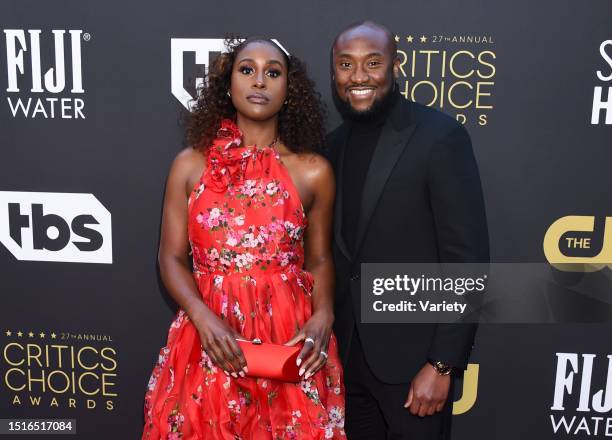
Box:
0;191;112;264
592;40;612;125
2;328;117;411
395;33;496;127
3;29;89;119
551;353;612;437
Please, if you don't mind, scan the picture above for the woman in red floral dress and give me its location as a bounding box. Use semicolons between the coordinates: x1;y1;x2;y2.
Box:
142;38;345;439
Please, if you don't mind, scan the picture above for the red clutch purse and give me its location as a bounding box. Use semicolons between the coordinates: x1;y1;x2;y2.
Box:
236;338;301;382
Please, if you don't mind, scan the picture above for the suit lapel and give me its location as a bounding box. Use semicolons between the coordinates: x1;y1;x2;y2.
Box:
353;103;417;257
333;125;352;261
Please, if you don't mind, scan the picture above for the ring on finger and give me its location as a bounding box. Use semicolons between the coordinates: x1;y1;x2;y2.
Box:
304;337;315;345
320;350;328;359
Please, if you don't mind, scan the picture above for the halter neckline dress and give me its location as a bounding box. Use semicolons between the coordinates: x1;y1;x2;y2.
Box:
142;119;345;439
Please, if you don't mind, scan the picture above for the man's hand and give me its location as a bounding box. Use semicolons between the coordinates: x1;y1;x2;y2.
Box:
404;363;451;416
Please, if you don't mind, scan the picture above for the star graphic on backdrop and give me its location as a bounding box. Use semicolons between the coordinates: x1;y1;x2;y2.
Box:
406;35;414;43
51;333;57;339
394;35;400;42
39;332;46;338
17;331;23;337
420;35;427;43
28;331;34;338
5;330;11;337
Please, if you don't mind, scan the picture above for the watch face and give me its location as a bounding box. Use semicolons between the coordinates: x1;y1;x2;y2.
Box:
434;362;452;375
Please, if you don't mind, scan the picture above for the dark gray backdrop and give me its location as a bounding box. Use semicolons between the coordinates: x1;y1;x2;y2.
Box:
1;0;611;438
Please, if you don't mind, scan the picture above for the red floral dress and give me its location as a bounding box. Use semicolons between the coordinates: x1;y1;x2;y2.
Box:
142;120;345;439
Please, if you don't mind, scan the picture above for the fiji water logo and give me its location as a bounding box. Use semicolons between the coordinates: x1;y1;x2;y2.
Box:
3;29;90;119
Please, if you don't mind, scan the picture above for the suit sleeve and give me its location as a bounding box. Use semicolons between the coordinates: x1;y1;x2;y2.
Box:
426;123;489;370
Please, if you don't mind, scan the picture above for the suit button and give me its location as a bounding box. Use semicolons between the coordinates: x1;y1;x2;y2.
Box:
350;274;360;281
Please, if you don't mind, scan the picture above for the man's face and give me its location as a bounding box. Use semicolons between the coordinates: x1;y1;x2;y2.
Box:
332;27;399;116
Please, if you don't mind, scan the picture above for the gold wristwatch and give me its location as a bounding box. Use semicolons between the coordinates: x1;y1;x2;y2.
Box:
428;360;453;376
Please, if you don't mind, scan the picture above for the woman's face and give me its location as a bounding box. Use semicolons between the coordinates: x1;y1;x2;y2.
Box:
230;41;288;122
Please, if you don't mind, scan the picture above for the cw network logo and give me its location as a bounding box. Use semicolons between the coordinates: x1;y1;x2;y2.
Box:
543;215;611;272
3;29;88;119
452;363;478;415
0;191;112;264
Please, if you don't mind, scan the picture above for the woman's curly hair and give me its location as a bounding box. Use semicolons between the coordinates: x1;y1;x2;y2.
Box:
185;38;326;153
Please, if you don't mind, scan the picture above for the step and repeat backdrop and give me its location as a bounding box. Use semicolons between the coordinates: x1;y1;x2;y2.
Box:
1;0;611;438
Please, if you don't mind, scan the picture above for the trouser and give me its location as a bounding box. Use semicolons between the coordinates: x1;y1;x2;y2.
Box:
344;330;454;440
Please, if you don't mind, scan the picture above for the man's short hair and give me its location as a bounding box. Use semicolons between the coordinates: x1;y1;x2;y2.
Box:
331;20;398;58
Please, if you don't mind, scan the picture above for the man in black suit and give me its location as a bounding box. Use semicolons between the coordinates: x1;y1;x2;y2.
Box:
326;21;489;439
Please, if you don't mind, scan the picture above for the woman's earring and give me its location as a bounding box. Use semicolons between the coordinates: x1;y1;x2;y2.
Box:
284;99;288;105
227;90;231;98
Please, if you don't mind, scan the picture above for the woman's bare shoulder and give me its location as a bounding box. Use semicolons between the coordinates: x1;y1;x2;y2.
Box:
291;152;334;184
172;147;206;170
167;147;207;197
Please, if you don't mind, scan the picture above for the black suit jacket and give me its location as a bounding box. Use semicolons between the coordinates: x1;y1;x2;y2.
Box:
326;96;489;384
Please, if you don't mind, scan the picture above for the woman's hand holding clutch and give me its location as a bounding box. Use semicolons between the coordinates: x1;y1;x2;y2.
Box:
284;310;334;380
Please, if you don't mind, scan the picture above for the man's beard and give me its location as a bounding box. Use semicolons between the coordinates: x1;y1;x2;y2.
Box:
332;81;397;123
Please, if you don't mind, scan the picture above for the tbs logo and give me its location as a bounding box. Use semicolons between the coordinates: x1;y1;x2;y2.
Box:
0;191;112;264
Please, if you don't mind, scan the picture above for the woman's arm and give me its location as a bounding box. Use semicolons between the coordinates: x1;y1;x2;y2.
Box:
303;155;336;318
158;148;246;377
285;154;336;379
